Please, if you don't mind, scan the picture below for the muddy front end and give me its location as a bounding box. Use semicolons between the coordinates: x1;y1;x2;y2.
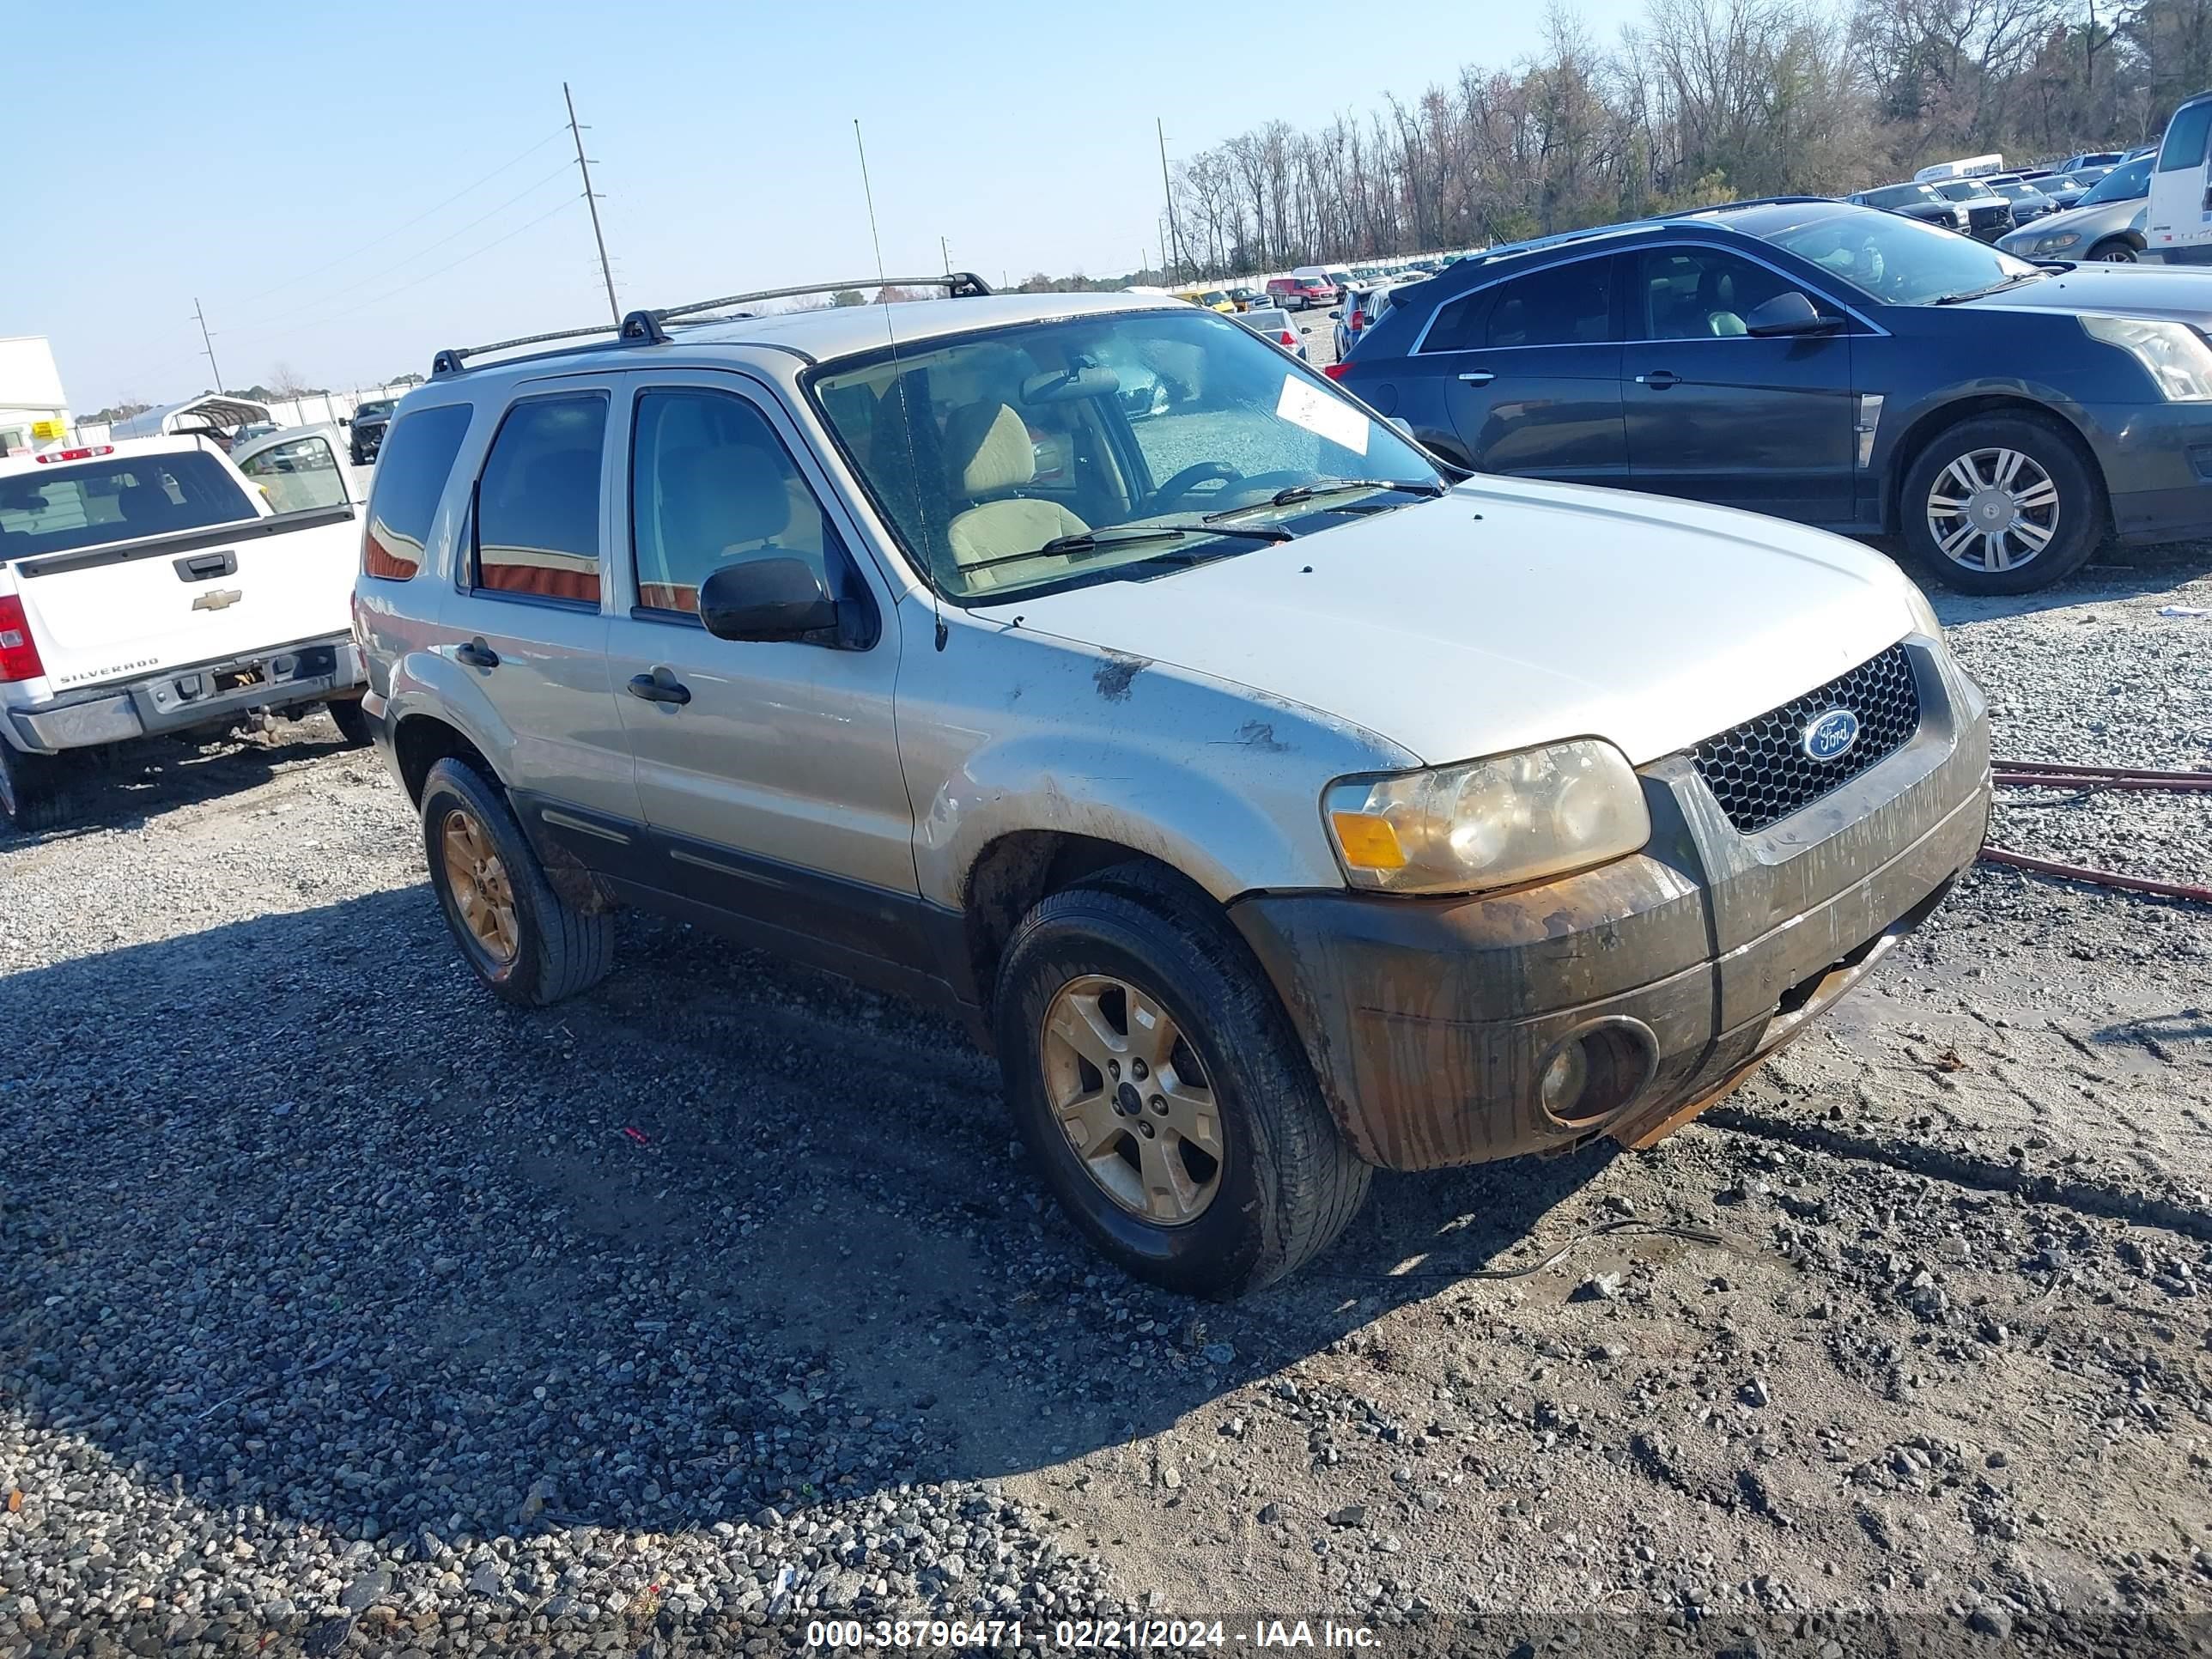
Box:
1230;636;1991;1171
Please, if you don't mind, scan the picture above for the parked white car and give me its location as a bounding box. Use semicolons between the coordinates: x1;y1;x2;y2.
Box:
355;283;1991;1295
0;428;368;829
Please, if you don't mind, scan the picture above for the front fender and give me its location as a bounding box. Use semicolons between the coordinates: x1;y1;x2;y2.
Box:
902;626;1415;911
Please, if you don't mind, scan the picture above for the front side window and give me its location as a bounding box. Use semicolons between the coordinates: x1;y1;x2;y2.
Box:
630;389;841;616
1757;210;2041;306
2160;100;2212;171
1634;249;1795;339
472;396;606;605
237;434;348;514
811;307;1440;603
363;404;471;580
1483;261;1614;349
0;451;254;562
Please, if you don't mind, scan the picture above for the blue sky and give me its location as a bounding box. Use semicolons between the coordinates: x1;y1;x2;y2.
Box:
17;0;1643;409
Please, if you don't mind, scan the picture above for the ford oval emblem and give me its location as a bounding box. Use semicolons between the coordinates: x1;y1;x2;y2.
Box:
1802;708;1860;762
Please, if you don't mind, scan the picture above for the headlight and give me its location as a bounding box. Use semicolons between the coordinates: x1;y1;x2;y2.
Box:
2081;313;2212;400
1323;739;1650;896
2033;230;2081;252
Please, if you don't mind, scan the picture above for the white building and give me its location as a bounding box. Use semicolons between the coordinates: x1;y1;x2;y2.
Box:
0;336;70;457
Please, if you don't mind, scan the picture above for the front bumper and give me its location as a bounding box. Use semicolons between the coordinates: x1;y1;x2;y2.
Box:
3;635;364;756
1230;637;1991;1172
2075;400;2212;543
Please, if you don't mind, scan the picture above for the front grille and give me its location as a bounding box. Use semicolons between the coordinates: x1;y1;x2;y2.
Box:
1692;643;1921;833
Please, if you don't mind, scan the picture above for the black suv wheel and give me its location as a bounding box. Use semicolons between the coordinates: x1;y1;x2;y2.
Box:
0;744;74;834
1898;412;2105;595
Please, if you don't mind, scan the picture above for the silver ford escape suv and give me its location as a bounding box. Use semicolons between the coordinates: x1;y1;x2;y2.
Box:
352;275;1991;1297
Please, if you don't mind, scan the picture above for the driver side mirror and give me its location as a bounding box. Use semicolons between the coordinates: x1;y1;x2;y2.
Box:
1744;290;1843;337
700;556;839;643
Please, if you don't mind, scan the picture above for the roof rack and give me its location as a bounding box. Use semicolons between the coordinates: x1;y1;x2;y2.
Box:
428;272;994;377
1660;195;1835;218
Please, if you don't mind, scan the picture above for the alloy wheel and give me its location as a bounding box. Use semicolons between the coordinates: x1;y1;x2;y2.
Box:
2095;246;2137;263
1924;447;2060;574
1039;974;1224;1224
440;806;520;965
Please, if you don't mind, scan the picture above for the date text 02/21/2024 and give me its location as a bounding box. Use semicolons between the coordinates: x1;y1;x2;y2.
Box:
803;1620;1382;1650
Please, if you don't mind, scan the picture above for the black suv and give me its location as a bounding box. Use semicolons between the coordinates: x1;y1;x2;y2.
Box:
349;399;396;465
1336;198;2212;594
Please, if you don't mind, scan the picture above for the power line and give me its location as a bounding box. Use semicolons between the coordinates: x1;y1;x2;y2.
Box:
230;127;569;311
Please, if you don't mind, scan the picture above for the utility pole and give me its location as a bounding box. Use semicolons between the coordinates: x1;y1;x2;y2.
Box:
1157;118;1186;283
941;235;951;276
192;299;224;394
565;82;621;325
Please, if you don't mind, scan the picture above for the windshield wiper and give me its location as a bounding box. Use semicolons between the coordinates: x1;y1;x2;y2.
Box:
1935;270;2049;304
960;520;1291;575
1203;477;1446;522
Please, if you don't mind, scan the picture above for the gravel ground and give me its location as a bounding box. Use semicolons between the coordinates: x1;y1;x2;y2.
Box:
3;548;2210;1657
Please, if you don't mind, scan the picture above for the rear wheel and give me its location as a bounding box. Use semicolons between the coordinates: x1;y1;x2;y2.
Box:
994;866;1370;1297
326;698;372;748
0;745;74;834
419;757;613;1006
1898;412;2104;595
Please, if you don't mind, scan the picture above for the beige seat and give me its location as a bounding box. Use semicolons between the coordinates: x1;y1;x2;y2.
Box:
942;403;1088;590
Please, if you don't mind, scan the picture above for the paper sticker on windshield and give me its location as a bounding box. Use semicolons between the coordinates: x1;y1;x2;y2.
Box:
1276;375;1368;456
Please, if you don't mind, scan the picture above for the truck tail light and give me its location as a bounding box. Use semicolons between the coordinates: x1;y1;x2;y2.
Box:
1279;331;1297;347
0;595;43;683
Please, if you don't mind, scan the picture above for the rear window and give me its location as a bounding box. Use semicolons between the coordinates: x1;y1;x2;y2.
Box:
0;451;254;562
362;404;472;580
2160;100;2212;171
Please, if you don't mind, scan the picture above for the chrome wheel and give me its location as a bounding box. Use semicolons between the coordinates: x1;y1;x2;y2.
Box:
440;806;520;965
1039;974;1224;1224
1925;447;2059;573
2094;245;2138;264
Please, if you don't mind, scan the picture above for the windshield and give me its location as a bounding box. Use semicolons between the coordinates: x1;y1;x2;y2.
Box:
1934;180;1987;201
810;307;1441;602
1864;183;1942;208
356;401;395;419
2079;155;2152;204
0;451;256;562
1756;210;2042;306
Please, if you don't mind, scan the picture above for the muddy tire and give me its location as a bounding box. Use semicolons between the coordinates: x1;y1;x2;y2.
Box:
1898;412;2104;595
419;757;613;1006
994;866;1370;1297
0;744;75;834
326;698;373;748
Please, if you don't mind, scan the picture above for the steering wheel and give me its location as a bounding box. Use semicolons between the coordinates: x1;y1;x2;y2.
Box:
1146;462;1242;515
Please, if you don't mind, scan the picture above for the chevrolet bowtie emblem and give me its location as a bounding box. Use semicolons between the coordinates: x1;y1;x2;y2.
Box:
192;588;243;612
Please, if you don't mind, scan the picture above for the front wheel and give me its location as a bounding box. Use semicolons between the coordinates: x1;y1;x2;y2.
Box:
994;867;1370;1297
419;757;613;1006
1897;413;2105;595
2087;239;2139;264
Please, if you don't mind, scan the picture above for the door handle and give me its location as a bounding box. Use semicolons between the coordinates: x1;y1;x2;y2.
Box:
455;638;499;670
627;671;692;707
1457;370;1496;386
1635;371;1680;390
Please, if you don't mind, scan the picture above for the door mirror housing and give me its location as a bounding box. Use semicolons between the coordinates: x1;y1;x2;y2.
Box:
1328;308;1343;319
1743;290;1842;337
338;416;351;428
699;556;840;643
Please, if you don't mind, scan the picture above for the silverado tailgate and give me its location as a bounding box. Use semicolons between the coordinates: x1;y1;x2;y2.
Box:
10;505;360;693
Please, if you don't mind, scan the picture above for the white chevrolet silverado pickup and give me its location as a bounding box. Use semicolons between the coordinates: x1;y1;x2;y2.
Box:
0;429;368;830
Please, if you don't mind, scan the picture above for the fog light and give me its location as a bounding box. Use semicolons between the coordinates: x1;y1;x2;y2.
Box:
1534;1019;1659;1130
1539;1041;1589;1119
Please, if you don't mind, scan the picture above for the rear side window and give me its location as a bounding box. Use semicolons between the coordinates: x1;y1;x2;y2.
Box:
2160;100;2212;171
362;404;471;580
472;395;607;606
237;434;348;514
1484;262;1614;348
0;452;252;562
1419;289;1487;353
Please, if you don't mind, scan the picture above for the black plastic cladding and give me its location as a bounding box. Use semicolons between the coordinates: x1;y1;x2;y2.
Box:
1691;644;1922;834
